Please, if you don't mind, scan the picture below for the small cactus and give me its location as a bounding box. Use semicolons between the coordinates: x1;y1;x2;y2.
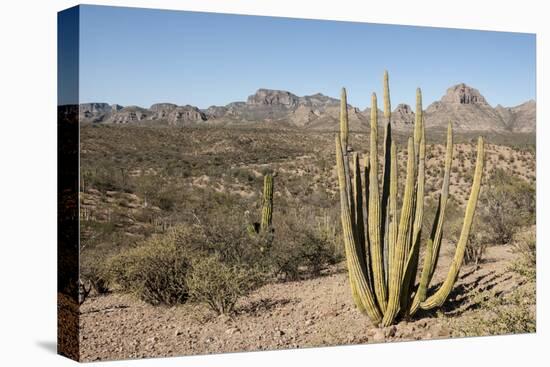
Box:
335;71;485;326
248;173;275;236
260;174;274;232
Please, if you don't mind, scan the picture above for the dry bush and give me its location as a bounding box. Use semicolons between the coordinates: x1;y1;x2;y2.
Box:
510;228;536;281
187;254;263;315
478;168;535;245
266;211;343;281
457;285;535;336
80;259;110;296
106;227;192;305
463;230;489;266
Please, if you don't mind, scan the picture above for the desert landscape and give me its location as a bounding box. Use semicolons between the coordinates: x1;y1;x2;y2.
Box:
61;82;536;361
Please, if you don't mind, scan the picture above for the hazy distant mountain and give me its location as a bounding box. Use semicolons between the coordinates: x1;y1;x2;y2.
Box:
495;100;536;132
77;84;535;132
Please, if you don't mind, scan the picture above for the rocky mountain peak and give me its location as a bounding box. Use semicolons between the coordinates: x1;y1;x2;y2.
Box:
247;89;299;107
392;103;415;125
441;83;488;106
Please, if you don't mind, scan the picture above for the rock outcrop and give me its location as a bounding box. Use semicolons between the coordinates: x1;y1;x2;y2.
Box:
496;100;536;132
439;83;488;105
246;89;299;107
391;103;415;126
110;106;151;124
168;105;207;125
425;84;508;131
79;103;120;122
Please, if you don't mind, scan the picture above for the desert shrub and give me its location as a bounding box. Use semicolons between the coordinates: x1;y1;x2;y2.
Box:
267;213;343;281
463;229;489;266
187;254;263;315
157;190;177;211
190;206;265;267
477;169;535;244
440;198;493;265
457;284;535;336
106;227;192;305
510;228;536;281
80;257;110;296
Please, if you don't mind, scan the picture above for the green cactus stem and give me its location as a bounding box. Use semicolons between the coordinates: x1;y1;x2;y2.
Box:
260;174;274;232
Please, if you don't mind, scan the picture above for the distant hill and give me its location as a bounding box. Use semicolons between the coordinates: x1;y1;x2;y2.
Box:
76;84;535;132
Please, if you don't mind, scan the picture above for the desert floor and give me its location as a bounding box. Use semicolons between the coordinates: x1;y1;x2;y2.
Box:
77;241;526;362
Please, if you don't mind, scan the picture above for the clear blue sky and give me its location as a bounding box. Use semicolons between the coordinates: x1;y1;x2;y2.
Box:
76;5;536;109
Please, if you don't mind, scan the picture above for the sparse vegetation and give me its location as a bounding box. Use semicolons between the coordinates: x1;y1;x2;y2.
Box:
456;284;535;336
510;228;536;280
478;168;535;245
77;87;536;356
188;254;263;315
106;227;192;305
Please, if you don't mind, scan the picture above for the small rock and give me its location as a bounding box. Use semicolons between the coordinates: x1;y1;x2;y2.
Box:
417;320;428;328
372;329;385;342
305;319;314;327
385;325;397;338
225;327;240;335
436;326;451;338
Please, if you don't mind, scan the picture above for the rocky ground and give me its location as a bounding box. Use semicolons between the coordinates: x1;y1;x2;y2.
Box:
77;242;526;362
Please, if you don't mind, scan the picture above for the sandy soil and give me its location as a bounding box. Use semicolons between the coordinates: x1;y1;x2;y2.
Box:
76;242;522;362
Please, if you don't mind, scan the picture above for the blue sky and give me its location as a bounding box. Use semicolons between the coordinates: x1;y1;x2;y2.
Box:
76;5;536;109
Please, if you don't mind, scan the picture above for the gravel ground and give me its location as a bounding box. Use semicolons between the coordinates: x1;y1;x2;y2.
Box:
76;244;520;362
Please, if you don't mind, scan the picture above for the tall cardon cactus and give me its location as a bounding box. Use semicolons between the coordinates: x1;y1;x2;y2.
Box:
335;71;485;326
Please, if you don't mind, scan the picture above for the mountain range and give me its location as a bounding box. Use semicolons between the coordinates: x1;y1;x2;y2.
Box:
78;83;535;132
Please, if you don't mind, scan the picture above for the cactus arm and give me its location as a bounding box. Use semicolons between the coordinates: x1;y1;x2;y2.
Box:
363;156;374;290
428;122;454;276
368;93;388;311
410;121;453;313
382;138;415;327
338;89;357;238
421;137;484;310
413;88;423;158
381;70;392;283
383;70;391;121
340;88;349;150
409;239;433;315
401;116;426;315
411;99;426;249
381;124;392;283
260;174;274;231
353;153;367;264
387;142;398;291
336;136;383;324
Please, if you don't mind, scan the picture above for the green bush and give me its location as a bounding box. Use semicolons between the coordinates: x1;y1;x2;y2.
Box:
106;227;192;305
188;254;263;315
